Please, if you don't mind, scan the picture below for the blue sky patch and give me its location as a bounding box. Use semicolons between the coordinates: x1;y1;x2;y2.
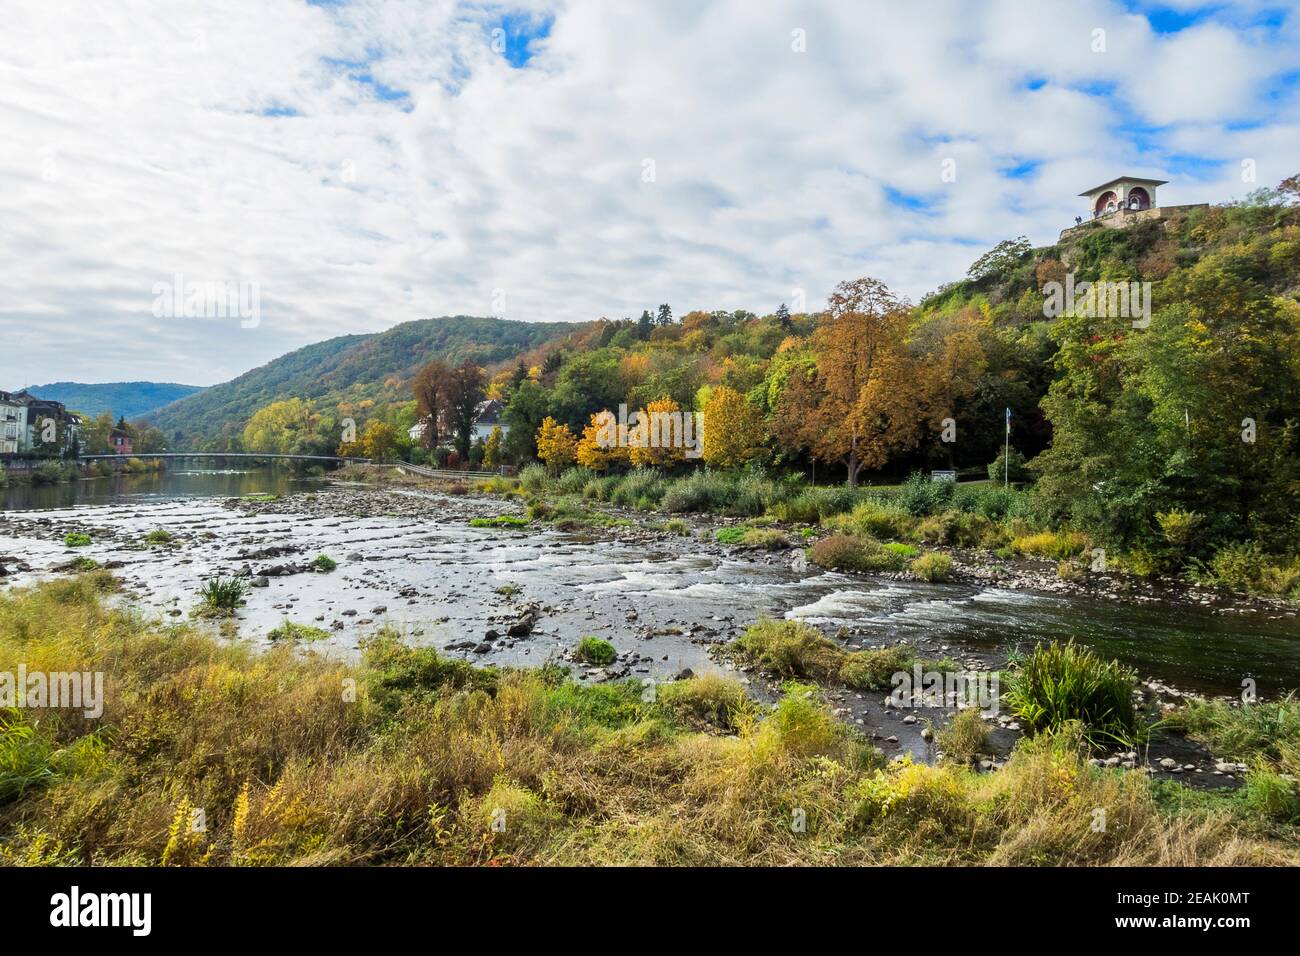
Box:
493;10;554;67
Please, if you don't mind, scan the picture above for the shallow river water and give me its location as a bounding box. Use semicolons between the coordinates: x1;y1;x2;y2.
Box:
2;468;1299;699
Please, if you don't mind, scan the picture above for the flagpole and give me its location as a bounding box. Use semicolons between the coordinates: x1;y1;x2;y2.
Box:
1004;408;1010;488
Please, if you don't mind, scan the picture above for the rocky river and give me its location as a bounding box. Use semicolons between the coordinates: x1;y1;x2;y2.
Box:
2;466;1298;777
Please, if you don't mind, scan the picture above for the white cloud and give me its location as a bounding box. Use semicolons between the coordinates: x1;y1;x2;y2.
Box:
0;0;1297;387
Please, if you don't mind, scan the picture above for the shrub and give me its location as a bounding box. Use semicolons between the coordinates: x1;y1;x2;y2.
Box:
554;466;595;495
468;515;530;529
1173;695;1300;769
198;576;248;614
1056;560;1085;582
33;461;72;485
1193;541;1266;592
662;470;738;513
839;645;911;690
733;618;843;680
769;484;859;523
609;469;665;509
827;500;917;540
987;448;1028;484
268;621;331;643
309;554;337;572
144;529;174;546
1005;641;1139;746
852;758;973;828
952;484;1021;521
917;510;999;548
1012;530;1088;559
657;673;754;731
1156;509;1203;549
1258;560;1300;598
362;633;496;712
478;778;560;850
910;552;954;582
808;534;906;573
518;463;551;494
897;472;955;517
716;526;788;549
739;528;789;550
574;636;618;666
936;708;989;765
731;470;787;516
62;532;91;548
1242;770;1300;824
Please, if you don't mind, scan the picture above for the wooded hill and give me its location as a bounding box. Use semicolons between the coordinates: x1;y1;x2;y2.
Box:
149;315;581;448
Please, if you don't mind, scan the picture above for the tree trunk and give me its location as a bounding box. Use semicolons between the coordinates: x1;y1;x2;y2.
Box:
845;450;861;488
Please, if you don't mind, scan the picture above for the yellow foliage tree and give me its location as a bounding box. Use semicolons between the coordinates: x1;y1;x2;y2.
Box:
360;420;398;460
536;416;578;473
576;411;627;472
483;425;503;469
243;398;320;455
702;386;764;468
628;396;688;470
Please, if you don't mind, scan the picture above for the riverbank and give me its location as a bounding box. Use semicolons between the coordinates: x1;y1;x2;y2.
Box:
2;574;1297;866
337;463;1300;624
3;476;1299;780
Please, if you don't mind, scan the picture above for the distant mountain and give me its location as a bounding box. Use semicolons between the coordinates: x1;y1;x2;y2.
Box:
149;315;583;447
25;381;205;420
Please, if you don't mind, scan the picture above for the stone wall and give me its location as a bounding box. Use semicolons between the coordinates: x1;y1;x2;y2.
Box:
1058;203;1208;241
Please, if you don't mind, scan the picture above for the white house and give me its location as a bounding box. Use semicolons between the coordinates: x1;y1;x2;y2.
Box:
0;391;27;455
471;399;507;443
408;399;510;446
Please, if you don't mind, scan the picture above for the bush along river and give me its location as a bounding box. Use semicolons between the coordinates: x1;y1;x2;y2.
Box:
1;468;1297;783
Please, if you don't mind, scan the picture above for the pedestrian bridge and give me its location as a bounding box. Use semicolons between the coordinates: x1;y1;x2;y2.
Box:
78;452;374;464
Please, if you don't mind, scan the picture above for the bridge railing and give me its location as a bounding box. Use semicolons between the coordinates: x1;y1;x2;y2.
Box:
78;453;374;463
393;462;499;481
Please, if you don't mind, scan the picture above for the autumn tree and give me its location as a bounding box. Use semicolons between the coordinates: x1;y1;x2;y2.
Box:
360;420;399;461
483;425;503;469
576;410;628;472
244;398;322;455
412;359;450;449
911;313;988;463
701;386;763;468
628;396;689;470
444;362;486;460
536;416;578;473
776;278;921;485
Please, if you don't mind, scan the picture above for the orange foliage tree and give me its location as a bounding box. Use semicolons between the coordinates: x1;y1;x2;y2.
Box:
775;277;922;485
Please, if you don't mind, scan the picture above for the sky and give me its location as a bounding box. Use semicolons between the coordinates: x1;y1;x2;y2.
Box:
1;0;1298;389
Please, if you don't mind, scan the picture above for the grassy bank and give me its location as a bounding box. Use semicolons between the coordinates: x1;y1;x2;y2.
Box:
472;465;1300;601
1;575;1297;865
